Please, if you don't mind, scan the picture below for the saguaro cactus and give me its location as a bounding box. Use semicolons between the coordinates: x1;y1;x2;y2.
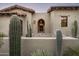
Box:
26;20;32;37
71;20;78;38
29;25;32;37
26;20;29;37
56;30;63;56
9;15;21;56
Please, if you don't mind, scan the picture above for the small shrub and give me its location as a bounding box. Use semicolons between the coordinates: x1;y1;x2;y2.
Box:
0;32;7;37
63;47;79;56
0;32;4;48
31;49;49;56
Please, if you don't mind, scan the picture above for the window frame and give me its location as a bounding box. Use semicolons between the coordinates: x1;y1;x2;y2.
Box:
61;16;68;27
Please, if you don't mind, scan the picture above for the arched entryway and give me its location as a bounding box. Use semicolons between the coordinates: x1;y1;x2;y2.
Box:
38;19;45;33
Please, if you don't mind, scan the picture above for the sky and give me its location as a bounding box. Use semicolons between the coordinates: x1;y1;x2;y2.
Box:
0;3;79;12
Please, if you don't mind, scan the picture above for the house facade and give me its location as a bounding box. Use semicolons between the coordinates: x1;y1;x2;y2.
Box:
0;5;79;37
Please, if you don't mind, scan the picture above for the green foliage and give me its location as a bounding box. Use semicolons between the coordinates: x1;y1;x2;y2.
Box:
0;32;7;37
0;32;4;48
56;30;63;56
63;47;79;56
71;20;78;38
9;15;21;56
31;49;49;56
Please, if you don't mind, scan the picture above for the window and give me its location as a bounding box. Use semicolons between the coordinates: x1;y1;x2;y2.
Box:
38;19;45;33
61;16;68;27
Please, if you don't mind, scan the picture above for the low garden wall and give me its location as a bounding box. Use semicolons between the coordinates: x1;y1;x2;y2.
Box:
0;37;78;56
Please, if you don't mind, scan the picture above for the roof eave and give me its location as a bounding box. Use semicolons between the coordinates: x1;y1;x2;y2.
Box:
47;6;79;13
0;5;35;14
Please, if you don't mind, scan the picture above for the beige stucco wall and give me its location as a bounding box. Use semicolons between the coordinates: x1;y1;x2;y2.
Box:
5;9;33;36
1;8;79;37
32;13;50;35
0;37;78;56
0;16;26;36
6;9;33;24
50;10;79;36
0;16;10;36
0;9;33;36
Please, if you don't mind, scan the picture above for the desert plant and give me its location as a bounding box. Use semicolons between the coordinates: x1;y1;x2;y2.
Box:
29;25;32;37
26;20;29;37
56;30;63;56
0;32;4;48
71;20;78;38
0;32;7;37
26;20;32;37
9;15;21;56
63;47;79;56
31;49;49;56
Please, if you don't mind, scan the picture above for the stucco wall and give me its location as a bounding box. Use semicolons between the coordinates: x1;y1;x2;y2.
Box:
32;13;50;35
1;8;79;37
0;16;10;36
5;9;33;36
6;9;33;24
23;12;33;36
0;9;33;36
0;37;78;56
50;10;79;36
0;16;26;36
